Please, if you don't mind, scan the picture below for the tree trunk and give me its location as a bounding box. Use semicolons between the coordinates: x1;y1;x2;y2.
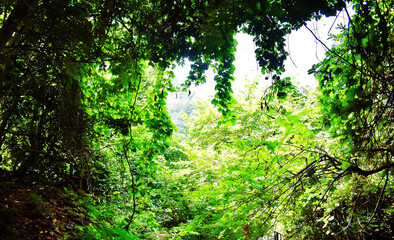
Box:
0;0;39;53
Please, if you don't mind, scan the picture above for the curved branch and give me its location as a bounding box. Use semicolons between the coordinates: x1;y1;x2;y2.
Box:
347;163;394;177
367;169;389;224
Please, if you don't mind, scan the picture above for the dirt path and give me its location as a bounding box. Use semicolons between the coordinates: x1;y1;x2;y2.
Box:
0;170;89;239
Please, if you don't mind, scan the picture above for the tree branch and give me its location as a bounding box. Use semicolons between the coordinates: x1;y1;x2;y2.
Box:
303;24;365;74
347;163;394;177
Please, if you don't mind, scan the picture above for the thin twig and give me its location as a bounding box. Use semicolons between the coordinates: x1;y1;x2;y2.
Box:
367;153;390;224
328;11;341;35
287;35;297;68
303;24;365;74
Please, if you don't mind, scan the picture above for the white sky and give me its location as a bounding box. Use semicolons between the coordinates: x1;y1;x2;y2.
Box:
172;7;352;100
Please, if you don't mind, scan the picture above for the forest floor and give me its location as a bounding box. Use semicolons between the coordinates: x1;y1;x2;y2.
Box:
0;169;89;239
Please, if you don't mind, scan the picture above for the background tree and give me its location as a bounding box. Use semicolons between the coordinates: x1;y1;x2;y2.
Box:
0;0;345;183
163;77;393;239
307;1;394;237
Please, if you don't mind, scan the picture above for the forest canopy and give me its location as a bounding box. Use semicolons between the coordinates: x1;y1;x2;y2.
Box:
0;0;393;239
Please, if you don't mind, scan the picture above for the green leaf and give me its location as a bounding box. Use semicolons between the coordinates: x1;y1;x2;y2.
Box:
361;37;368;48
340;161;351;171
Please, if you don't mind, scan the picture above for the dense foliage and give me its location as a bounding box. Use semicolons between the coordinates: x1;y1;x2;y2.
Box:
0;0;393;239
168;81;393;239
